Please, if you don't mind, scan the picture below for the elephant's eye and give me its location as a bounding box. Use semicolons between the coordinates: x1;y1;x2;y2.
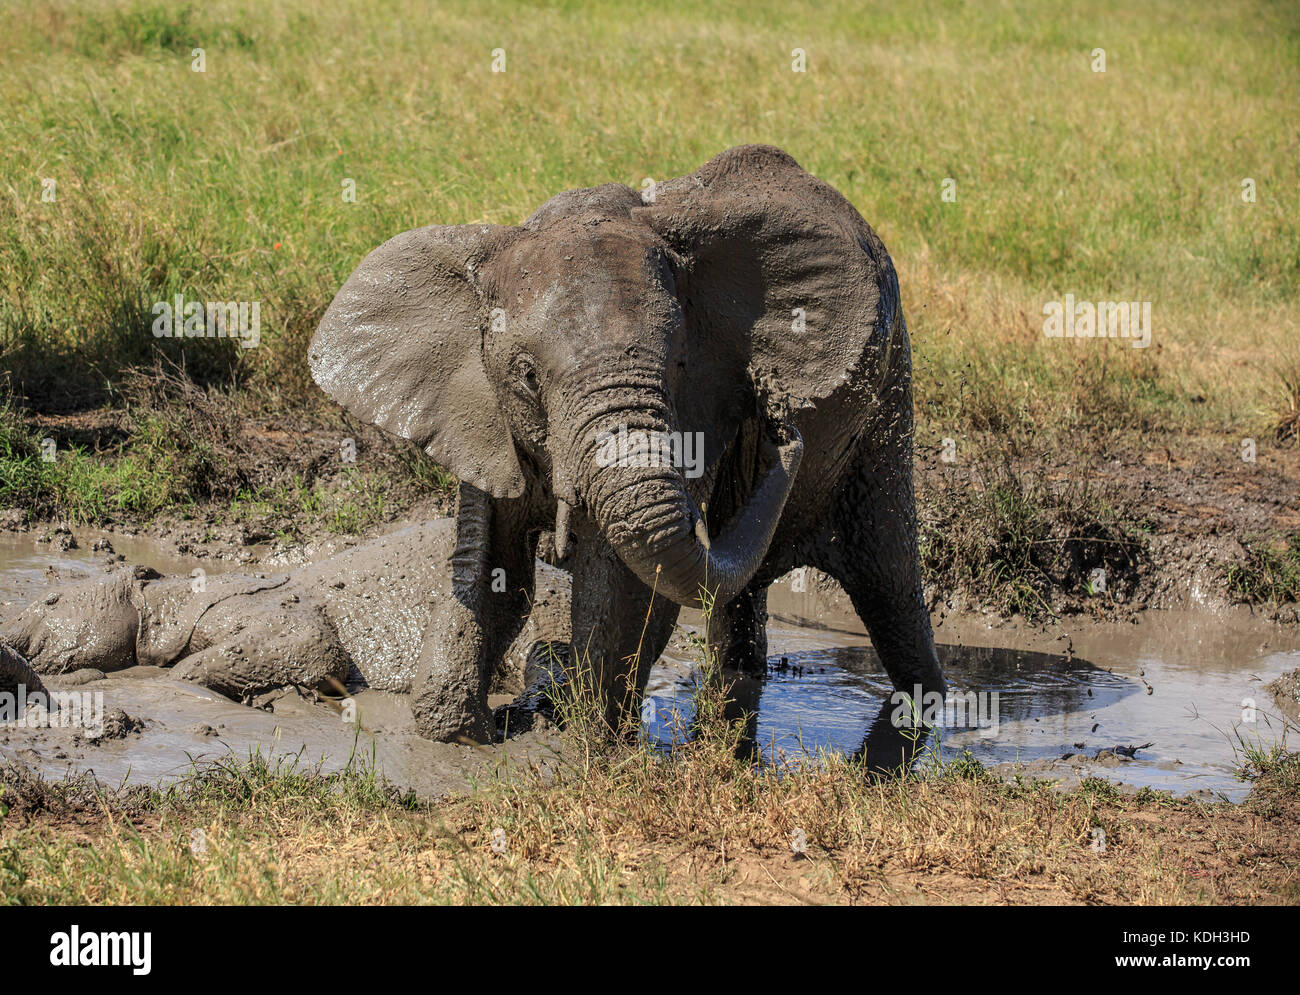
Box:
514;356;539;395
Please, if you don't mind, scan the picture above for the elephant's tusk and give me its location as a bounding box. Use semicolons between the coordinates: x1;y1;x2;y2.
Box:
693;513;711;552
554;500;573;560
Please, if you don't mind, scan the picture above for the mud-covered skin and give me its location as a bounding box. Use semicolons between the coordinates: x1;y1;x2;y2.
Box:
492;641;573;735
310;144;945;752
1;640;47;701
0;520;570;705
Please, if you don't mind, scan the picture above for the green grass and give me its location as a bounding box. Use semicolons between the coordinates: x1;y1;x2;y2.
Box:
1226;533;1300;604
0;392;179;519
0;378;423;531
1;0;1297;616
2;0;1297;433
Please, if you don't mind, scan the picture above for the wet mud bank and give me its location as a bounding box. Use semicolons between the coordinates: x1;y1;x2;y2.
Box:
0;669;566;801
2;519;1298;803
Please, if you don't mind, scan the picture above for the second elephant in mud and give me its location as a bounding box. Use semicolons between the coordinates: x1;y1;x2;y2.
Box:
310;144;946;751
0;520;569;708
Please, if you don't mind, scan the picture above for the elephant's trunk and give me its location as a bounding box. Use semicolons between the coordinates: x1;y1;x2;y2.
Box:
569;388;803;609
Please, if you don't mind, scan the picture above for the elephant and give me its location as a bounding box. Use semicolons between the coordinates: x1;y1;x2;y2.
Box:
1;640;46;701
0;520;570;711
309;144;947;757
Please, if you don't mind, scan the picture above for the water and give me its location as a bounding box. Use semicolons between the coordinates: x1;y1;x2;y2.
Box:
2;529;1297;800
647;586;1300;800
0;529;246;613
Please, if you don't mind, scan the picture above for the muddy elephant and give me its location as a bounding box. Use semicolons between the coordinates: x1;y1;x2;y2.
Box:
310;144;946;748
1;640;46;701
0;521;570;710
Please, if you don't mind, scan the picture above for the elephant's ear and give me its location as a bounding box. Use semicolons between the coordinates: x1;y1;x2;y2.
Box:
309;224;525;499
635;145;900;414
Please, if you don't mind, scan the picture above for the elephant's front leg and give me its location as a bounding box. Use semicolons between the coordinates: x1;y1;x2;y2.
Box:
568;518;680;734
411;484;536;742
706;582;770;674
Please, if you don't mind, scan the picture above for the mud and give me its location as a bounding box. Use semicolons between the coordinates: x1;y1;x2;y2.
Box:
0;668;566;799
915;442;1300;617
1267;667;1300;713
2;520;570;700
2;519;1298;802
0;527;248;613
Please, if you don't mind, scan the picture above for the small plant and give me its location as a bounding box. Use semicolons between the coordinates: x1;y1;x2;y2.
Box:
1225;534;1300;605
1077;777;1123;803
1232;740;1296;784
1273;359;1300;444
945;749;996;783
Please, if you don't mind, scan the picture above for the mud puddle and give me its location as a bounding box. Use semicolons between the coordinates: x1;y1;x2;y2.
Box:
0;670;562;799
649;586;1300;801
0;529;251;615
3;530;1298;802
0;530;563;799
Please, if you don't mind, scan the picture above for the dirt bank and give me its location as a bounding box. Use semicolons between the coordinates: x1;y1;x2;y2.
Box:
7;423;1295;622
914;438;1300;620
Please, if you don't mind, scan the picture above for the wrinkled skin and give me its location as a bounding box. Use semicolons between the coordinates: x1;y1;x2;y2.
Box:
0;520;569;705
310;144;946;759
1;640;46;701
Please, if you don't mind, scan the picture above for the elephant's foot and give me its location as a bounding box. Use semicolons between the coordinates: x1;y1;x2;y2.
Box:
493;641;572;737
411;674;494;743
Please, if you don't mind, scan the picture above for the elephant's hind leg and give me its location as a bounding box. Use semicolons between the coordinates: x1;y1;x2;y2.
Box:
812;452;946;774
170;604;350;702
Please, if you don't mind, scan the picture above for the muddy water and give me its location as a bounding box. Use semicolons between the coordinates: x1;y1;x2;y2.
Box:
0;530;248;613
928;610;1299;800
649;585;1300;801
2;530;1298;801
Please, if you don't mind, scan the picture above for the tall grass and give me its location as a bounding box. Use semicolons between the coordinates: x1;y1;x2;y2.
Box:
2;0;1297;438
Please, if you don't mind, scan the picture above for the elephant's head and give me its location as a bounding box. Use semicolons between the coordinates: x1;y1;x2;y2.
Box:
310;146;895;607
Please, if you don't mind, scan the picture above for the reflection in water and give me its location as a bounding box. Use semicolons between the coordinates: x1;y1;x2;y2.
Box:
646;643;1141;776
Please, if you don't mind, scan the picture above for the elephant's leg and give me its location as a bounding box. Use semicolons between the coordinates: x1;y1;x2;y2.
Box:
170;614;350;702
706;582;769;674
1;640;47;701
568;523;680;733
411;484;536;742
816;446;946;775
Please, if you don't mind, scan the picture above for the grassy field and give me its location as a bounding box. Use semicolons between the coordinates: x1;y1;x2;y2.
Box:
1;0;1298;571
4;717;1298;905
3;2;1299;908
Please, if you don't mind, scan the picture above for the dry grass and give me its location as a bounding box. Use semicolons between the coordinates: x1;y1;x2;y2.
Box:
3;718;1298;905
